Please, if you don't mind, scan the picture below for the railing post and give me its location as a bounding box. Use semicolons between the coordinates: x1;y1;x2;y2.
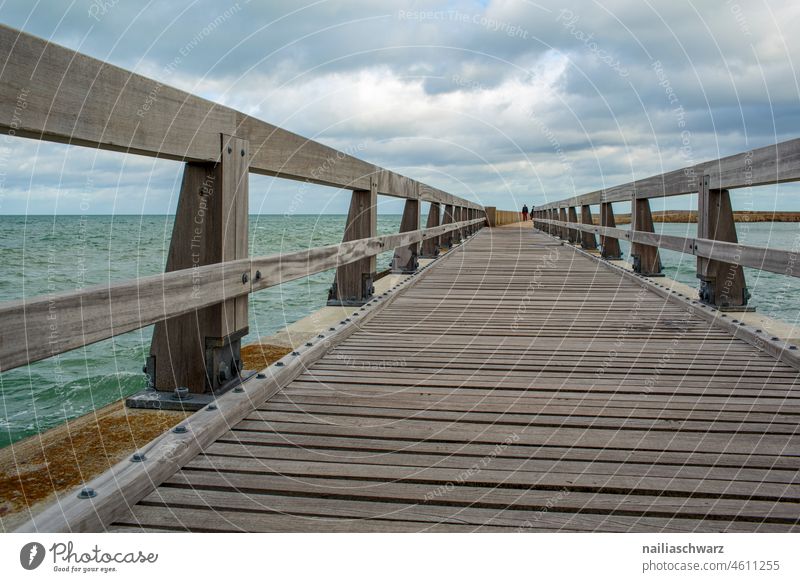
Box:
558;207;568;239
599;202;622;259
328;179;378;306
548;209;555;235
567;206;580;244
441;204;455;246
421;202;441;258
696;175;750;309
631;196;663;276
148;134;250;394
580;204;598;250
392;198;420;273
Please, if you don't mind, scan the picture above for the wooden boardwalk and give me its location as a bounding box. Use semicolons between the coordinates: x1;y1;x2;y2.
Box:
111;225;800;532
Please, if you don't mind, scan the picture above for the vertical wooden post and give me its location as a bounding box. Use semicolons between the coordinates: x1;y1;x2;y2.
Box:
328;180;378;306
600;202;622;259
558;208;568;239
696;175;749;309
631;197;663;276
580;205;597;250
441;204;455;246
567;206;580;244
421;202;441;258
392;198;420;273
148;134;250;394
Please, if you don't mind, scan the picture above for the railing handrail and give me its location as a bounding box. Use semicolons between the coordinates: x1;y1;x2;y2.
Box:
537;138;800;210
0;24;482;211
0;217;484;373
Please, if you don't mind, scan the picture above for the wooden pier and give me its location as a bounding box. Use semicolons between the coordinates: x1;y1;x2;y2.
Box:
1;24;799;532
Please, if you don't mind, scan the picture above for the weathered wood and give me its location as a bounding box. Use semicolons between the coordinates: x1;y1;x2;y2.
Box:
580;205;597;249
537;139;800;209
599;202;622;259
558;208;569;239
108;227;800;533
697;176;749;308
420;203;441;258
328;183;378;306
392;199;420;273
630;197;662;276
441;204;455;248
16;229;481;533
0;25;481;211
567;207;580;243
149;135;249;393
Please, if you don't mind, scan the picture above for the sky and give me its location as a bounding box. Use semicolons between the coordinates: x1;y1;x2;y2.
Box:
0;0;798;215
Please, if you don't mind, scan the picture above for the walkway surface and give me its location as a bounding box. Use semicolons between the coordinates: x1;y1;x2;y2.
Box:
111;225;800;532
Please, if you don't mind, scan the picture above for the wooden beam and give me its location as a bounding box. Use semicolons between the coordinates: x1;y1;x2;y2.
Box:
697;176;749;309
558;208;569;239
630;198;663;276
599;202;622;259
392;199;420;273
420;203;441;258
441;205;455;247
580;205;597;250
0;25;481;211
328;182;378;306
567;207;580;244
149;135;249;394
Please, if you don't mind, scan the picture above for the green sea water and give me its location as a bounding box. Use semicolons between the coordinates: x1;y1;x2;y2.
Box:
1;217;798;448
0;214;402;448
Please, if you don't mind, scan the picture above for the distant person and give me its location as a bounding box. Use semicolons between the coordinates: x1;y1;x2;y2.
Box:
521;204;529;222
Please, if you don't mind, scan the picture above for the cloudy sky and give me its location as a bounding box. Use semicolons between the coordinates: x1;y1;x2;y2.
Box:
1;0;798;215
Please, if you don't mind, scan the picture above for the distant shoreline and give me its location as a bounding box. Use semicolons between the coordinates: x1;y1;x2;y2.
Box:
607;211;800;224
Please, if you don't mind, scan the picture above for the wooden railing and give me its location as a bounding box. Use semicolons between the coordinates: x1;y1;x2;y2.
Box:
0;25;486;394
532;138;800;311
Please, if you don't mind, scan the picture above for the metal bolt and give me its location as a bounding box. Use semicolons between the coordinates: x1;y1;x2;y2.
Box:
318;334;325;338
173;425;188;434
329;327;336;331
275;361;285;367
227;146;233;154
305;342;313;347
131;453;146;463
218;369;228;383
291;351;300;356
242;272;249;284
240;149;245;157
257;373;267;379
790;346;798;351
207;404;217;411
78;487;97;499
233;386;244;393
772;337;780;341
255;270;262;280
174;387;190;400
732;319;739;323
